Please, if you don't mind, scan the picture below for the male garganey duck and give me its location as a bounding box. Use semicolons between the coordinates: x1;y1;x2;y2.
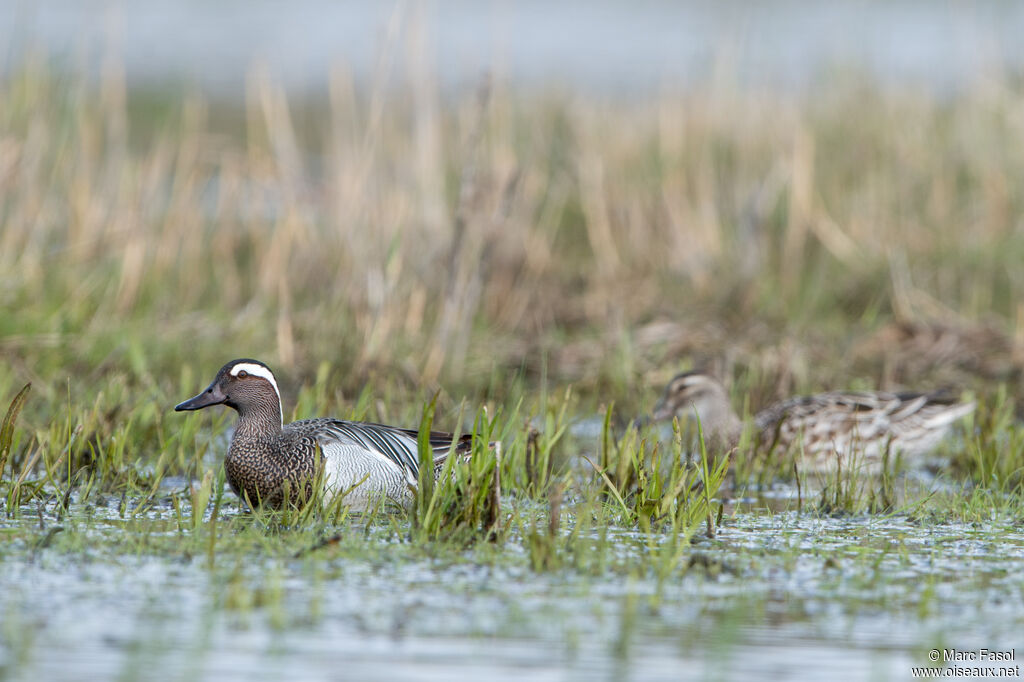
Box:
651;370;975;473
175;359;478;510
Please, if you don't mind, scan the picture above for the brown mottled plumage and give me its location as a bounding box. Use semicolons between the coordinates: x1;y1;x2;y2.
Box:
651;371;975;473
175;359;476;510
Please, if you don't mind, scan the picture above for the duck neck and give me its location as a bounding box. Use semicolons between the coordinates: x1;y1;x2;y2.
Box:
232;398;284;440
694;393;744;447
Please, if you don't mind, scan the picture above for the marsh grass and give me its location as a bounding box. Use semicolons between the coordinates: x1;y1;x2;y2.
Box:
814;448;896;516
411;399;505;543
955;387;1024;490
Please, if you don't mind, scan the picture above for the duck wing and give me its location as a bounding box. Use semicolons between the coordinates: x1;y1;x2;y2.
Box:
755;390;973;455
292;418;473;477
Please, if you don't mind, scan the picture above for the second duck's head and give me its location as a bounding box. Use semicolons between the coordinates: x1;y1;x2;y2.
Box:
651;370;730;424
175;359;283;424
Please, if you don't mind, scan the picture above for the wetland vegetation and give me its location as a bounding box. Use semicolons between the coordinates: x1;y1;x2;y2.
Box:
2;53;1024;680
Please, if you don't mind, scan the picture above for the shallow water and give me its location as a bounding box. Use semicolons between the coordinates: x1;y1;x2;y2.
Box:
2;492;1021;682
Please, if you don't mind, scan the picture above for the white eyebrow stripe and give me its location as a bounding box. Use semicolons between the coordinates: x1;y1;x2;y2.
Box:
231;362;283;425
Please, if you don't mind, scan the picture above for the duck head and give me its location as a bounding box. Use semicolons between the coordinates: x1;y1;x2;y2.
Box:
651;370;730;423
175;358;283;424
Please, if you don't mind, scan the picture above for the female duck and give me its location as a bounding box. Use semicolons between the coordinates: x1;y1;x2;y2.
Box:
651;370;975;473
175;359;477;510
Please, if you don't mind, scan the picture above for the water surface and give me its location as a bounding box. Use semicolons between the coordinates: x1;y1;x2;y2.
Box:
2;494;1020;681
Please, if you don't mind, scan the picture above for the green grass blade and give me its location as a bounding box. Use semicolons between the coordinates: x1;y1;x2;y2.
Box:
0;383;31;481
413;392;440;530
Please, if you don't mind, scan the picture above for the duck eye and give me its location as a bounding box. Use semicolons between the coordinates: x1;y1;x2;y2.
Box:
237;370;248;378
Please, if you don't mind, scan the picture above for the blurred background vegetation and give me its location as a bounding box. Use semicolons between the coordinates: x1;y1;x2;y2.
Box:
2;3;1023;435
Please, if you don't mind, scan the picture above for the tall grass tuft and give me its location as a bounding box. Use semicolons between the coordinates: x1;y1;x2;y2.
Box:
589;411;729;535
957;389;1023;491
412;401;504;543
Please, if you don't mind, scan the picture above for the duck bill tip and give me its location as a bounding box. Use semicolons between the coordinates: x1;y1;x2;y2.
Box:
174;385;226;412
174;396;207;412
